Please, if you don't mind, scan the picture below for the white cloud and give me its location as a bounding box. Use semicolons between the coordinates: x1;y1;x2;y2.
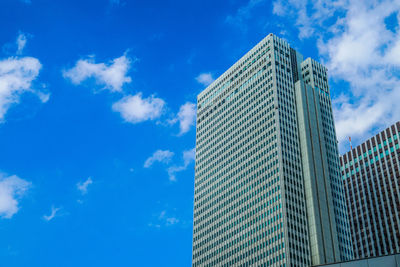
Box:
174;102;196;135
182;148;196;164
0;173;31;219
195;73;215;87
64;53;168;126
77;177;93;195
167;148;195;181
273;0;400;151
148;210;179;228
0;56;44;122
168;102;196;135
36;90;50;103
43;206;60;221
63;54;132;92
144;150;174;168
272;0;346;39
112;93;165;123
158;210;166;219
272;0;287;16
16;33;27;55
166;217;179;226
64;53;170;127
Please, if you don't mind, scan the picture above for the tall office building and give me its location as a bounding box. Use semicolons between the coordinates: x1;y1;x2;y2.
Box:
192;34;353;267
340;122;400;259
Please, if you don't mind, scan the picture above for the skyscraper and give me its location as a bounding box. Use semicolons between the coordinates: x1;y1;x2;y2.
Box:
192;34;353;267
340;122;400;259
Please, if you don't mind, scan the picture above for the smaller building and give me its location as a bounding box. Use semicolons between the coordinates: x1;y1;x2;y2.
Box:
314;253;400;267
340;121;400;259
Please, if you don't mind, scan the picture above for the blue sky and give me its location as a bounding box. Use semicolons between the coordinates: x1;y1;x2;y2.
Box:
0;0;399;266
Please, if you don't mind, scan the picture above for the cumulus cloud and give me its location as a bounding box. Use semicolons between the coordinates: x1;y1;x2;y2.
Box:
112;93;165;123
43;206;60;221
167;148;195;181
16;33;27;55
177;102;196;134
63;52;172;128
63;54;132;92
168;102;196;135
63;53;168;126
77;177;93;195
144;150;174;168
0;56;44;122
195;73;215;87
0;173;31;219
273;0;400;151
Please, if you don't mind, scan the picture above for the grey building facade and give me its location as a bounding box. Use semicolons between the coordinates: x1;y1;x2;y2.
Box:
192;34;353;267
340;122;400;259
315;253;400;267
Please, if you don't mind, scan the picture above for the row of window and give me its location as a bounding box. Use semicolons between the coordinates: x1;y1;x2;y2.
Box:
197;36;273;106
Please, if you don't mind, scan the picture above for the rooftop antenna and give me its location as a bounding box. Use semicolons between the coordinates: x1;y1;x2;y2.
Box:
349;136;353;150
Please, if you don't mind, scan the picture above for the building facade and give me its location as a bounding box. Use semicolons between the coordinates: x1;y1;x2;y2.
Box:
315;253;400;267
340;122;400;259
192;34;353;267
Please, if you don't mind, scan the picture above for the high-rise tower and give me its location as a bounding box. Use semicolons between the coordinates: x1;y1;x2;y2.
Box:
340;122;400;259
192;34;353;266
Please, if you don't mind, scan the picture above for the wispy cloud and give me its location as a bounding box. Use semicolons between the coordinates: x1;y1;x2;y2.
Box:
16;33;27;55
167;148;195;181
144;150;174;168
112;93;165;123
273;0;400;150
195;73;215;87
148;210;179;228
77;177;93;195
165;217;179;226
2;32;31;56
225;0;266;30
144;148;195;181
0;173;31;219
43;206;60;221
63;53;132;92
272;0;341;39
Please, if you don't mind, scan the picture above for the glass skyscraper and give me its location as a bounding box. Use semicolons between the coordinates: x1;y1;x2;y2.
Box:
192;34;353;266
